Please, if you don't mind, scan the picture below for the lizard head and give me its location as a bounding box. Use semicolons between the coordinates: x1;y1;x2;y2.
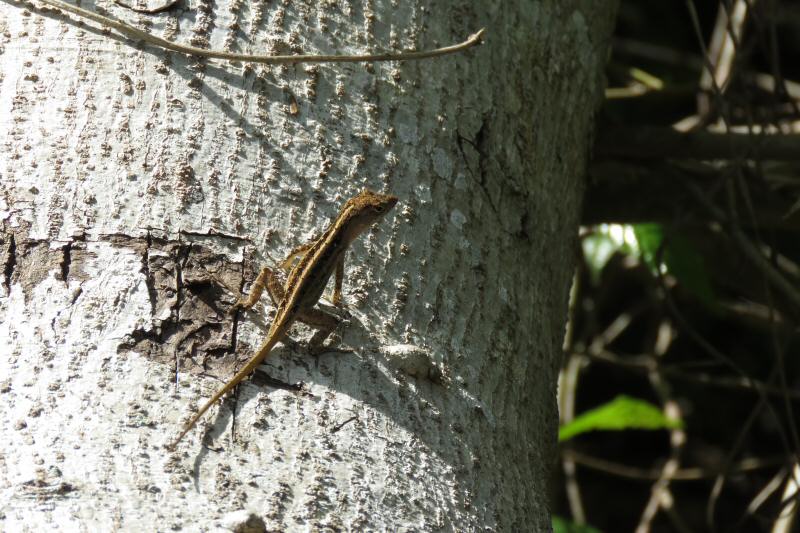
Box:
339;189;398;243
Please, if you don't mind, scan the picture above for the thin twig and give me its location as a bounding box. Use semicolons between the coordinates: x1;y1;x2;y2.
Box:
560;354;588;525
649;218;794;531
686;0;734;129
583;348;800;401
699;0;749;100
744;467;790;522
114;0;181;14
559;271;588;525
635;320;686;533
330;415;358;433
34;0;485;64
685;181;800;311
772;463;800;533
563;449;787;481
595;126;800;161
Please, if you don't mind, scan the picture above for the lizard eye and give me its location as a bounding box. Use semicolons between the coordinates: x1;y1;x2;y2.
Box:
373;205;386;214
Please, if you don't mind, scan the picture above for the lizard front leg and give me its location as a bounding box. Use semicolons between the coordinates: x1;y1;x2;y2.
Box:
233;266;338;352
229;266;275;314
231;239;304;314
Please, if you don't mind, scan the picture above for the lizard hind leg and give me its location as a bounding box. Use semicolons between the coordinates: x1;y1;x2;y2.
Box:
331;255;344;306
297;307;342;355
265;267;286;305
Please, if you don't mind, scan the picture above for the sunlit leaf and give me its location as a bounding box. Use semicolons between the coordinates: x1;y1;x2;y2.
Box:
632;223;663;272
553;515;603;533
559;395;683;442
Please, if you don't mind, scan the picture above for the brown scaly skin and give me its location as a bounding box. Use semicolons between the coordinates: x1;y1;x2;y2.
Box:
169;190;398;449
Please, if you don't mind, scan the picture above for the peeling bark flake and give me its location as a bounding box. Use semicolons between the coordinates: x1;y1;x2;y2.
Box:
3;230;16;295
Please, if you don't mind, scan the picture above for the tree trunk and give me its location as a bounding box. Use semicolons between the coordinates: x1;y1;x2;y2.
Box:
0;0;617;530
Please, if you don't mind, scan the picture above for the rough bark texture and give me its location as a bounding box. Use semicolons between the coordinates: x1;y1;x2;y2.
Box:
0;0;617;530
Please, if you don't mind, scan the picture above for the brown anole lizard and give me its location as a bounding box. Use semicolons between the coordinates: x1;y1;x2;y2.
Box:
169;189;398;448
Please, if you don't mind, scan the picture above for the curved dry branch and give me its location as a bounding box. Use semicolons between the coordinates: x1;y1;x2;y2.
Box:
33;0;485;65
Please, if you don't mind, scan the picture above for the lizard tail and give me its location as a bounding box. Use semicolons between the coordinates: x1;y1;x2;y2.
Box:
168;322;290;449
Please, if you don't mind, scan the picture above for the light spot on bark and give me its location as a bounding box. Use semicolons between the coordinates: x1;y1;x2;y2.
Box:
432;147;453;180
449;209;466;229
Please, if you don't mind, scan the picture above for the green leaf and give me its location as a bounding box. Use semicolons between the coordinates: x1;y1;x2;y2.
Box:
553;516;603;533
559;395;683;442
632;223;663;272
632;223;716;307
662;232;716;307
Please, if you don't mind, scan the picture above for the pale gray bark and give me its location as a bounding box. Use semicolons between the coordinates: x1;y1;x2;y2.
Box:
0;0;617;530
